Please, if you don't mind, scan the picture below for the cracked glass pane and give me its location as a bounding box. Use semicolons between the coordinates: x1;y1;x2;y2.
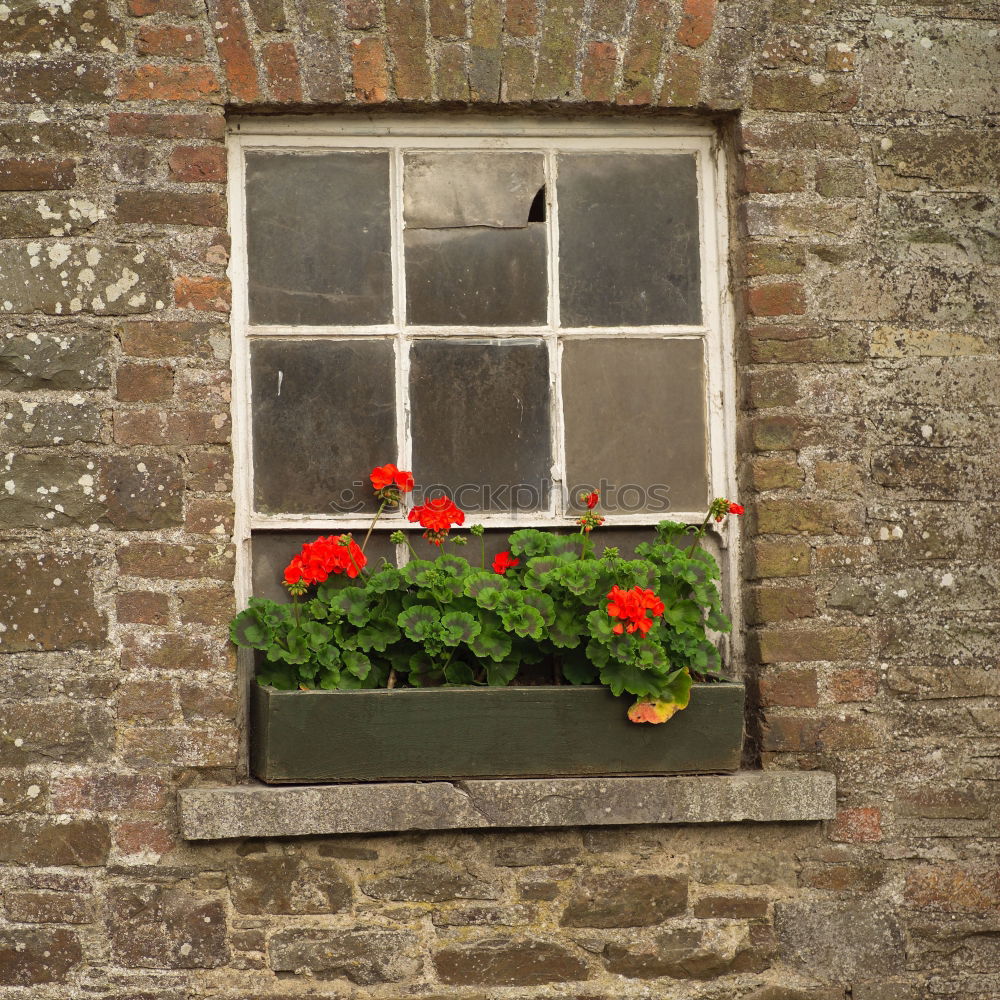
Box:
562;338;708;513
246;151;392;325
404;152;547;325
558;153;701;327
251;339;395;514
409;339;551;512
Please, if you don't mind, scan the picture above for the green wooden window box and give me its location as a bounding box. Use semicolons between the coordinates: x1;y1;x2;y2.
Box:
250;681;745;784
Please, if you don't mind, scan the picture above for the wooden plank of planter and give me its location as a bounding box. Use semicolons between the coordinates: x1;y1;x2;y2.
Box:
251;682;744;784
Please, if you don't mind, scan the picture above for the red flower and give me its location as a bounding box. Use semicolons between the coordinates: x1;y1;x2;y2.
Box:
728;501;744;516
370;463;414;493
607;585;665;637
408;495;465;545
585;490;599;509
492;551;520;575
282;534;367;589
710;497;744;523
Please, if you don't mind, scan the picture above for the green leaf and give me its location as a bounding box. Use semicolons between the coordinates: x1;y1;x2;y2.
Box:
500;602;545;640
561;655;598;685
397;604;440;641
586;608;614;640
301;620;334;650
356;618;402;653
437;553;470;577
317;666;342;689
332;587;372;627
444;661;475;685
468;622;513;662
560;560;602;597
549;607;583;649
522;591;555;626
400;559;436;587
440;611;481;646
230;605;273;650
367;566;403;593
464;570;506;610
342;649;372;680
507;528;552;558
485;658;520;686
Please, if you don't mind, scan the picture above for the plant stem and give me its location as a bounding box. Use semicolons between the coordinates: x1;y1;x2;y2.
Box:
480;535;486;571
361;500;387;553
387;668;397;689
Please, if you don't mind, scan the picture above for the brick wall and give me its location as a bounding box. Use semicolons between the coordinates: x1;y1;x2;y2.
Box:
1;1;998;997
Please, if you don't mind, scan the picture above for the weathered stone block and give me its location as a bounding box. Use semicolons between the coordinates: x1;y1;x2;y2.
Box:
0;242;170;315
0;552;105;651
0;701;112;765
268;927;421;983
230;856;352;914
560;873;687;927
362;863;499;902
107;884;228;968
0;327;109;389
0;817;111;866
0;398;102;447
99;454;184;529
0;193;103;237
434;937;591;986
775;900;905;978
0;928;82;985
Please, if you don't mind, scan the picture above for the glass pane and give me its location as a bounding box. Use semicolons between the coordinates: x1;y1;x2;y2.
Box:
562;338;708;513
250;339;395;514
404;152;547;325
409;340;551;512
252;531;398;603
246;151;392;325
558;153;701;327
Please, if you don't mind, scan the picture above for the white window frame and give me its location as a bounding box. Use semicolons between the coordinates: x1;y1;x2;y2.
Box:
227;115;740;672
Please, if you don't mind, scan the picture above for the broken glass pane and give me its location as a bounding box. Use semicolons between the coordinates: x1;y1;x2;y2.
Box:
562;338;708;513
250;339;395;514
409;339;550;512
557;153;701;327
404;152;547;325
246;151;392;325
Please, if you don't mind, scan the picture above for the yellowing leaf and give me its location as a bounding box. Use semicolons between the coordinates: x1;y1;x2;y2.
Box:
627;697;685;725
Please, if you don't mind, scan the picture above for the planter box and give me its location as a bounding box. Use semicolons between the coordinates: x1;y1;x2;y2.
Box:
250;682;744;784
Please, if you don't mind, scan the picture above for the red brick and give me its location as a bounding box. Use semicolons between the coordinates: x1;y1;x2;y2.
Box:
117;65;221;101
755;499;863;536
184;450;232;492
352;38;390;103
114;409;230;446
751;73;859;113
0;158;75;191
262;41;303;103
745;243;806;277
178;587;235;625
505;0;537;37
116;591;171;626
51;772;170;811
345;0;380;29
748;539;811;578
387;0;433;101
116;320;220;358
753;626;869;663
430;0;465;37
748;584;816;624
168;144;226;183
829;807;882;843
759;667;819;707
617;0;670;105
179;682;238;720
829;667;878;703
115;819;177;856
116;362;175;402
210;0;262;103
761;714;880;752
904;865;1000;912
128;0;198;14
117;679;175;721
184;497;234;535
748;456;804;491
747;283;807;317
109;112;225;140
435;43;470;101
581;42;618;103
116;541;235;580
135;24;206;59
116;190;225;227
676;0;716;48
660;52;701;106
175;275;231;312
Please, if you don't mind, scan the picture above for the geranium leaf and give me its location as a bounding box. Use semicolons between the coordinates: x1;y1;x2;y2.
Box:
397;605;440;641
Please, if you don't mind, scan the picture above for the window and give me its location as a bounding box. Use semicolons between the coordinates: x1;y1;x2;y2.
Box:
228;118;737;649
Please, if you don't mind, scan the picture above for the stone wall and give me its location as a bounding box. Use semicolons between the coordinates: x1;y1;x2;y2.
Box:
1;0;998;997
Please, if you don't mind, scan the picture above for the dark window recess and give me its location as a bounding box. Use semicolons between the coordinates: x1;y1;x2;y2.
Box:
246;151;392;326
557;153;702;327
403;152;548;325
561;338;709;513
250;339;396;515
409;339;551;512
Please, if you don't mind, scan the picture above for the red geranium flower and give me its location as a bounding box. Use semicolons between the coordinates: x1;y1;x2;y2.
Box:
709;497;744;523
728;501;744;516
408;495;465;545
585;490;599;509
492;551;520;575
607;584;665;637
283;534;367;590
370;463;414;493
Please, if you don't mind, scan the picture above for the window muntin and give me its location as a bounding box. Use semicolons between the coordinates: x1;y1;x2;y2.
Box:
232;123;732;531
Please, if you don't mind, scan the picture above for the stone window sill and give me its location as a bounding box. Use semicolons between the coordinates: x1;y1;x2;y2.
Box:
179;771;835;840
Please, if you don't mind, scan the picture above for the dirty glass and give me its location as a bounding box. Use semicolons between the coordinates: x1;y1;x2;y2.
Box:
562;338;708;513
409;339;551;512
246;151;392;325
404;152;547;325
557;153;701;327
250;339;395;514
